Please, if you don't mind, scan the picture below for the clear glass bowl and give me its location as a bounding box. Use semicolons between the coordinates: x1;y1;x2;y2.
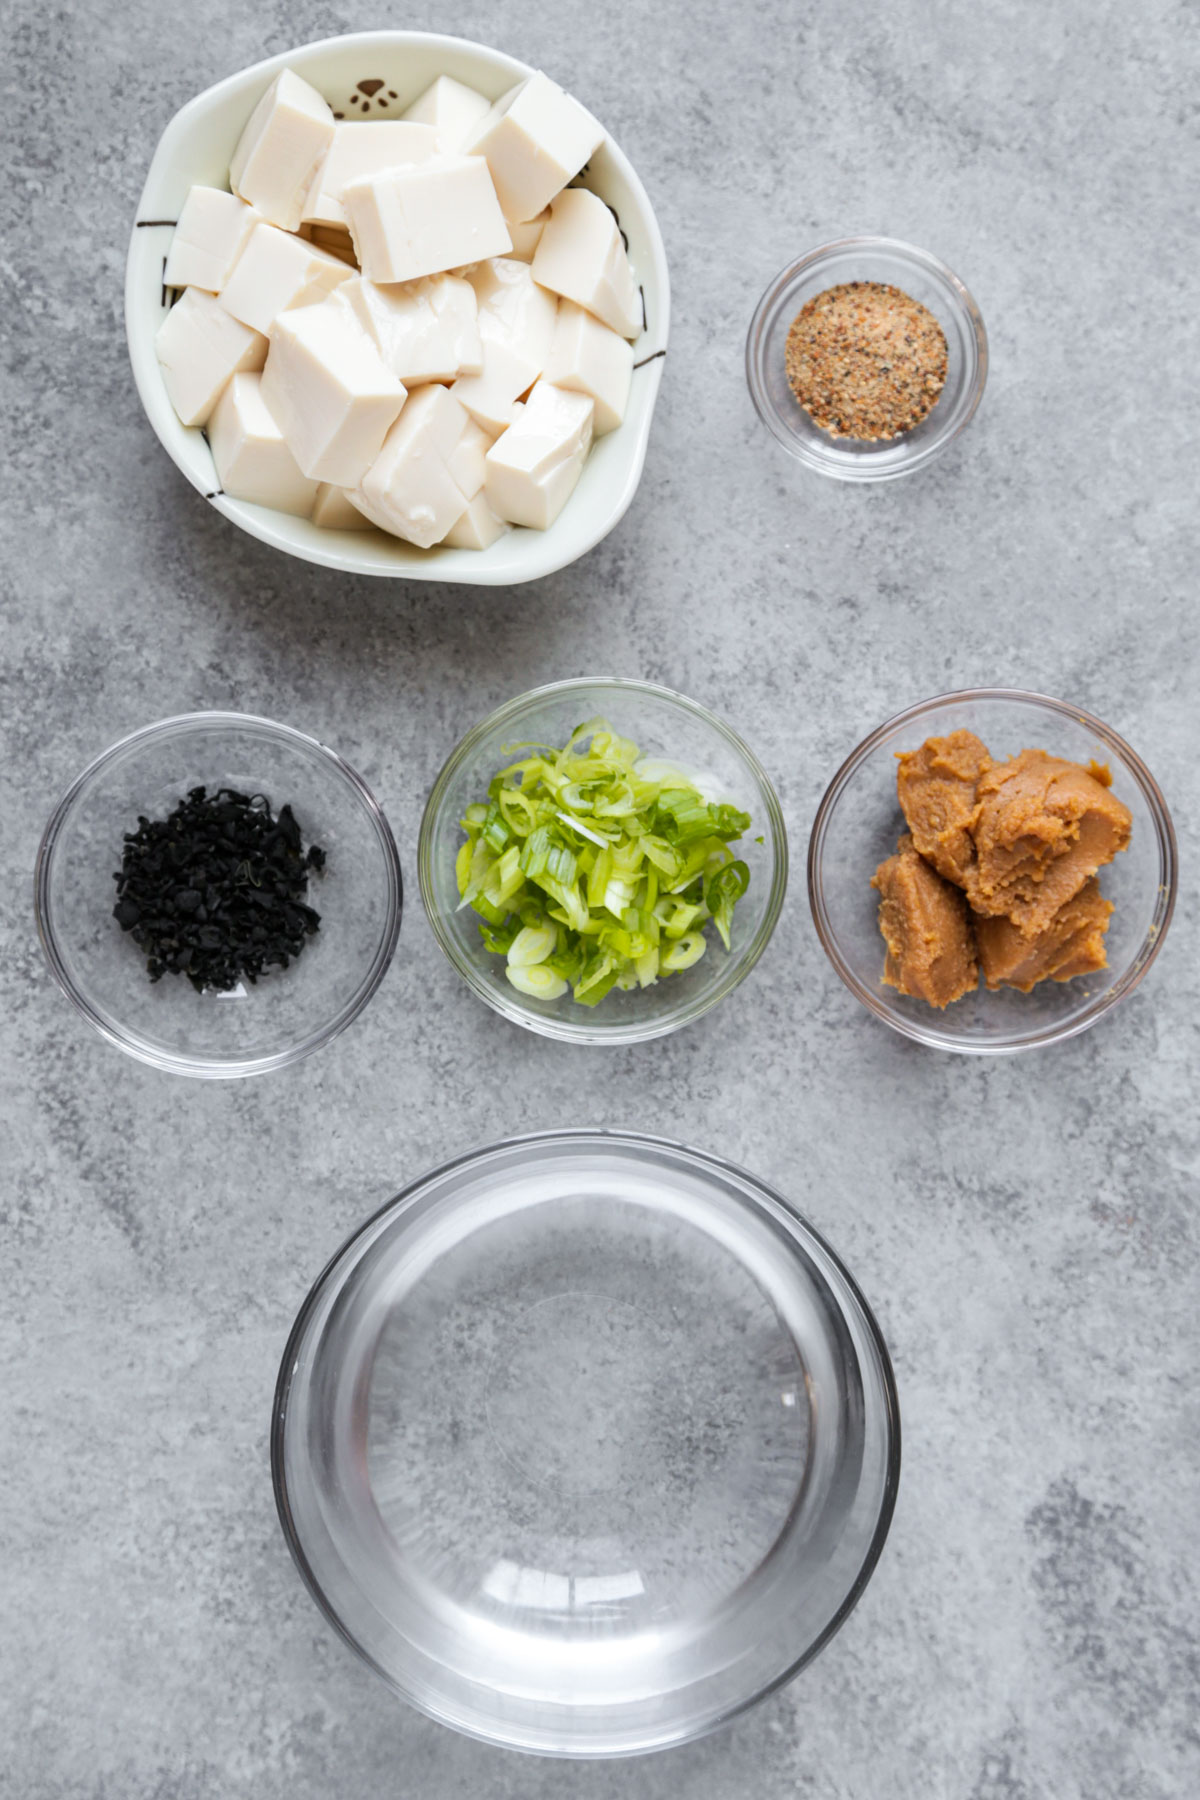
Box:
418;679;788;1043
272;1129;901;1756
808;689;1177;1054
35;712;402;1078
746;236;987;481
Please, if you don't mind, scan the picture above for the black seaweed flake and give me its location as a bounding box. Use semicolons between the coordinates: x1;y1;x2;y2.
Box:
112;786;326;993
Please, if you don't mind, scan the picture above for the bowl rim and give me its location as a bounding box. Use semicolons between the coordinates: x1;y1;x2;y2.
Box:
124;29;671;586
745;234;988;482
807;686;1179;1055
34;709;404;1079
270;1124;902;1757
416;676;790;1043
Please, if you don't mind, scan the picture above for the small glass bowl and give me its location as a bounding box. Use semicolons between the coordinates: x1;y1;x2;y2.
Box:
418;679;788;1044
746;236;988;481
272;1129;901;1756
808;690;1177;1054
35;713;402;1078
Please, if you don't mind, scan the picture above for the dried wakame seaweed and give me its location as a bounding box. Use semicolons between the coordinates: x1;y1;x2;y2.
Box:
112;786;326;992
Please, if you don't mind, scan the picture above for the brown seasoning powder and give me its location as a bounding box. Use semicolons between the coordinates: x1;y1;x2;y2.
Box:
785;281;949;441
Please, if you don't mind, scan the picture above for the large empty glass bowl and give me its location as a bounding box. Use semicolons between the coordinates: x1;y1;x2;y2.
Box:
272;1130;900;1756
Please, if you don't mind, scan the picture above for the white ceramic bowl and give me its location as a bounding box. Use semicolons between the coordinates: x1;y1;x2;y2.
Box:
126;32;670;585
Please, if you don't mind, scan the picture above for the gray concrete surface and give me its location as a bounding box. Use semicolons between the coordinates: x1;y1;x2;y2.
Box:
2;0;1198;1795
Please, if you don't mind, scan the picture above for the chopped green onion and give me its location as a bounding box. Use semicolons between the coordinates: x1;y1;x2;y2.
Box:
506;963;569;999
507;924;556;968
458;717;754;1008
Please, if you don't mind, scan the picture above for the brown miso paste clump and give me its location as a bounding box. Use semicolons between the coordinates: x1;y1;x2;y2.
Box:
872;729;1132;1007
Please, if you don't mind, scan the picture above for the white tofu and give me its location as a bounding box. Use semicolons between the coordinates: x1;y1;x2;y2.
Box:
311;482;372;529
351;384;480;548
341;273;481;383
505;207;550;263
451;341;537;435
260;293;407;486
468;257;558;367
484;380;594;530
451;258;558;432
442;490;510;550
302;121;441;228
446;417;495;498
164;186;261;293
344;154;511;283
402;75;491;151
531;187;641;338
229;68;336;232
463;72;604;222
207;372;319;516
218;222;353;334
155;288;267;428
543;300;633;434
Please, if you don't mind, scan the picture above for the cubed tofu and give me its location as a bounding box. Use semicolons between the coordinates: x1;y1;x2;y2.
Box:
218;222;353;335
261;293;407;485
344;154;511;283
442;489;510;550
446;416;496;498
155;288;268;428
463;72;604;222
484;380;594;529
341;273;481;383
164;186;261;293
302;121;441;228
451;341;538;435
543;299;633;433
531;188;640;338
467;257;558;366
229;68;336;232
402;75;491;150
505;207;550;263
311;482;372;529
451;258;558;431
207;371;319;516
352;384;481;548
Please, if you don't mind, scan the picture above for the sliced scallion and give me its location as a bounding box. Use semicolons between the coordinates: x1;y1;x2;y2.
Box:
456;717;754;1008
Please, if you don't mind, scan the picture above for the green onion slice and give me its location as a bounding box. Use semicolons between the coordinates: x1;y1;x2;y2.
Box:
457;718;754;1007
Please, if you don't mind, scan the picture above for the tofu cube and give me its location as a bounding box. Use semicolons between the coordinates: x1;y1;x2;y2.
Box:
543;300;633;433
207;372;318;516
402;75;491;151
484;380;594;530
229;68;336;232
531;188;641;338
463;72;604;222
505;207;550;263
446;417;496;498
311;482;372;529
302;121;440;228
344;155;511;284
218;222;353;335
352;384;481;548
155;288;267;428
450;341;539;435
341;273;481;383
260;293;407;485
442;490;510;550
468;257;558;366
451;258;558;432
164;186;261;293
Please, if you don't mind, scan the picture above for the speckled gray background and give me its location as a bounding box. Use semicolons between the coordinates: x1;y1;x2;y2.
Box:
3;0;1198;1794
